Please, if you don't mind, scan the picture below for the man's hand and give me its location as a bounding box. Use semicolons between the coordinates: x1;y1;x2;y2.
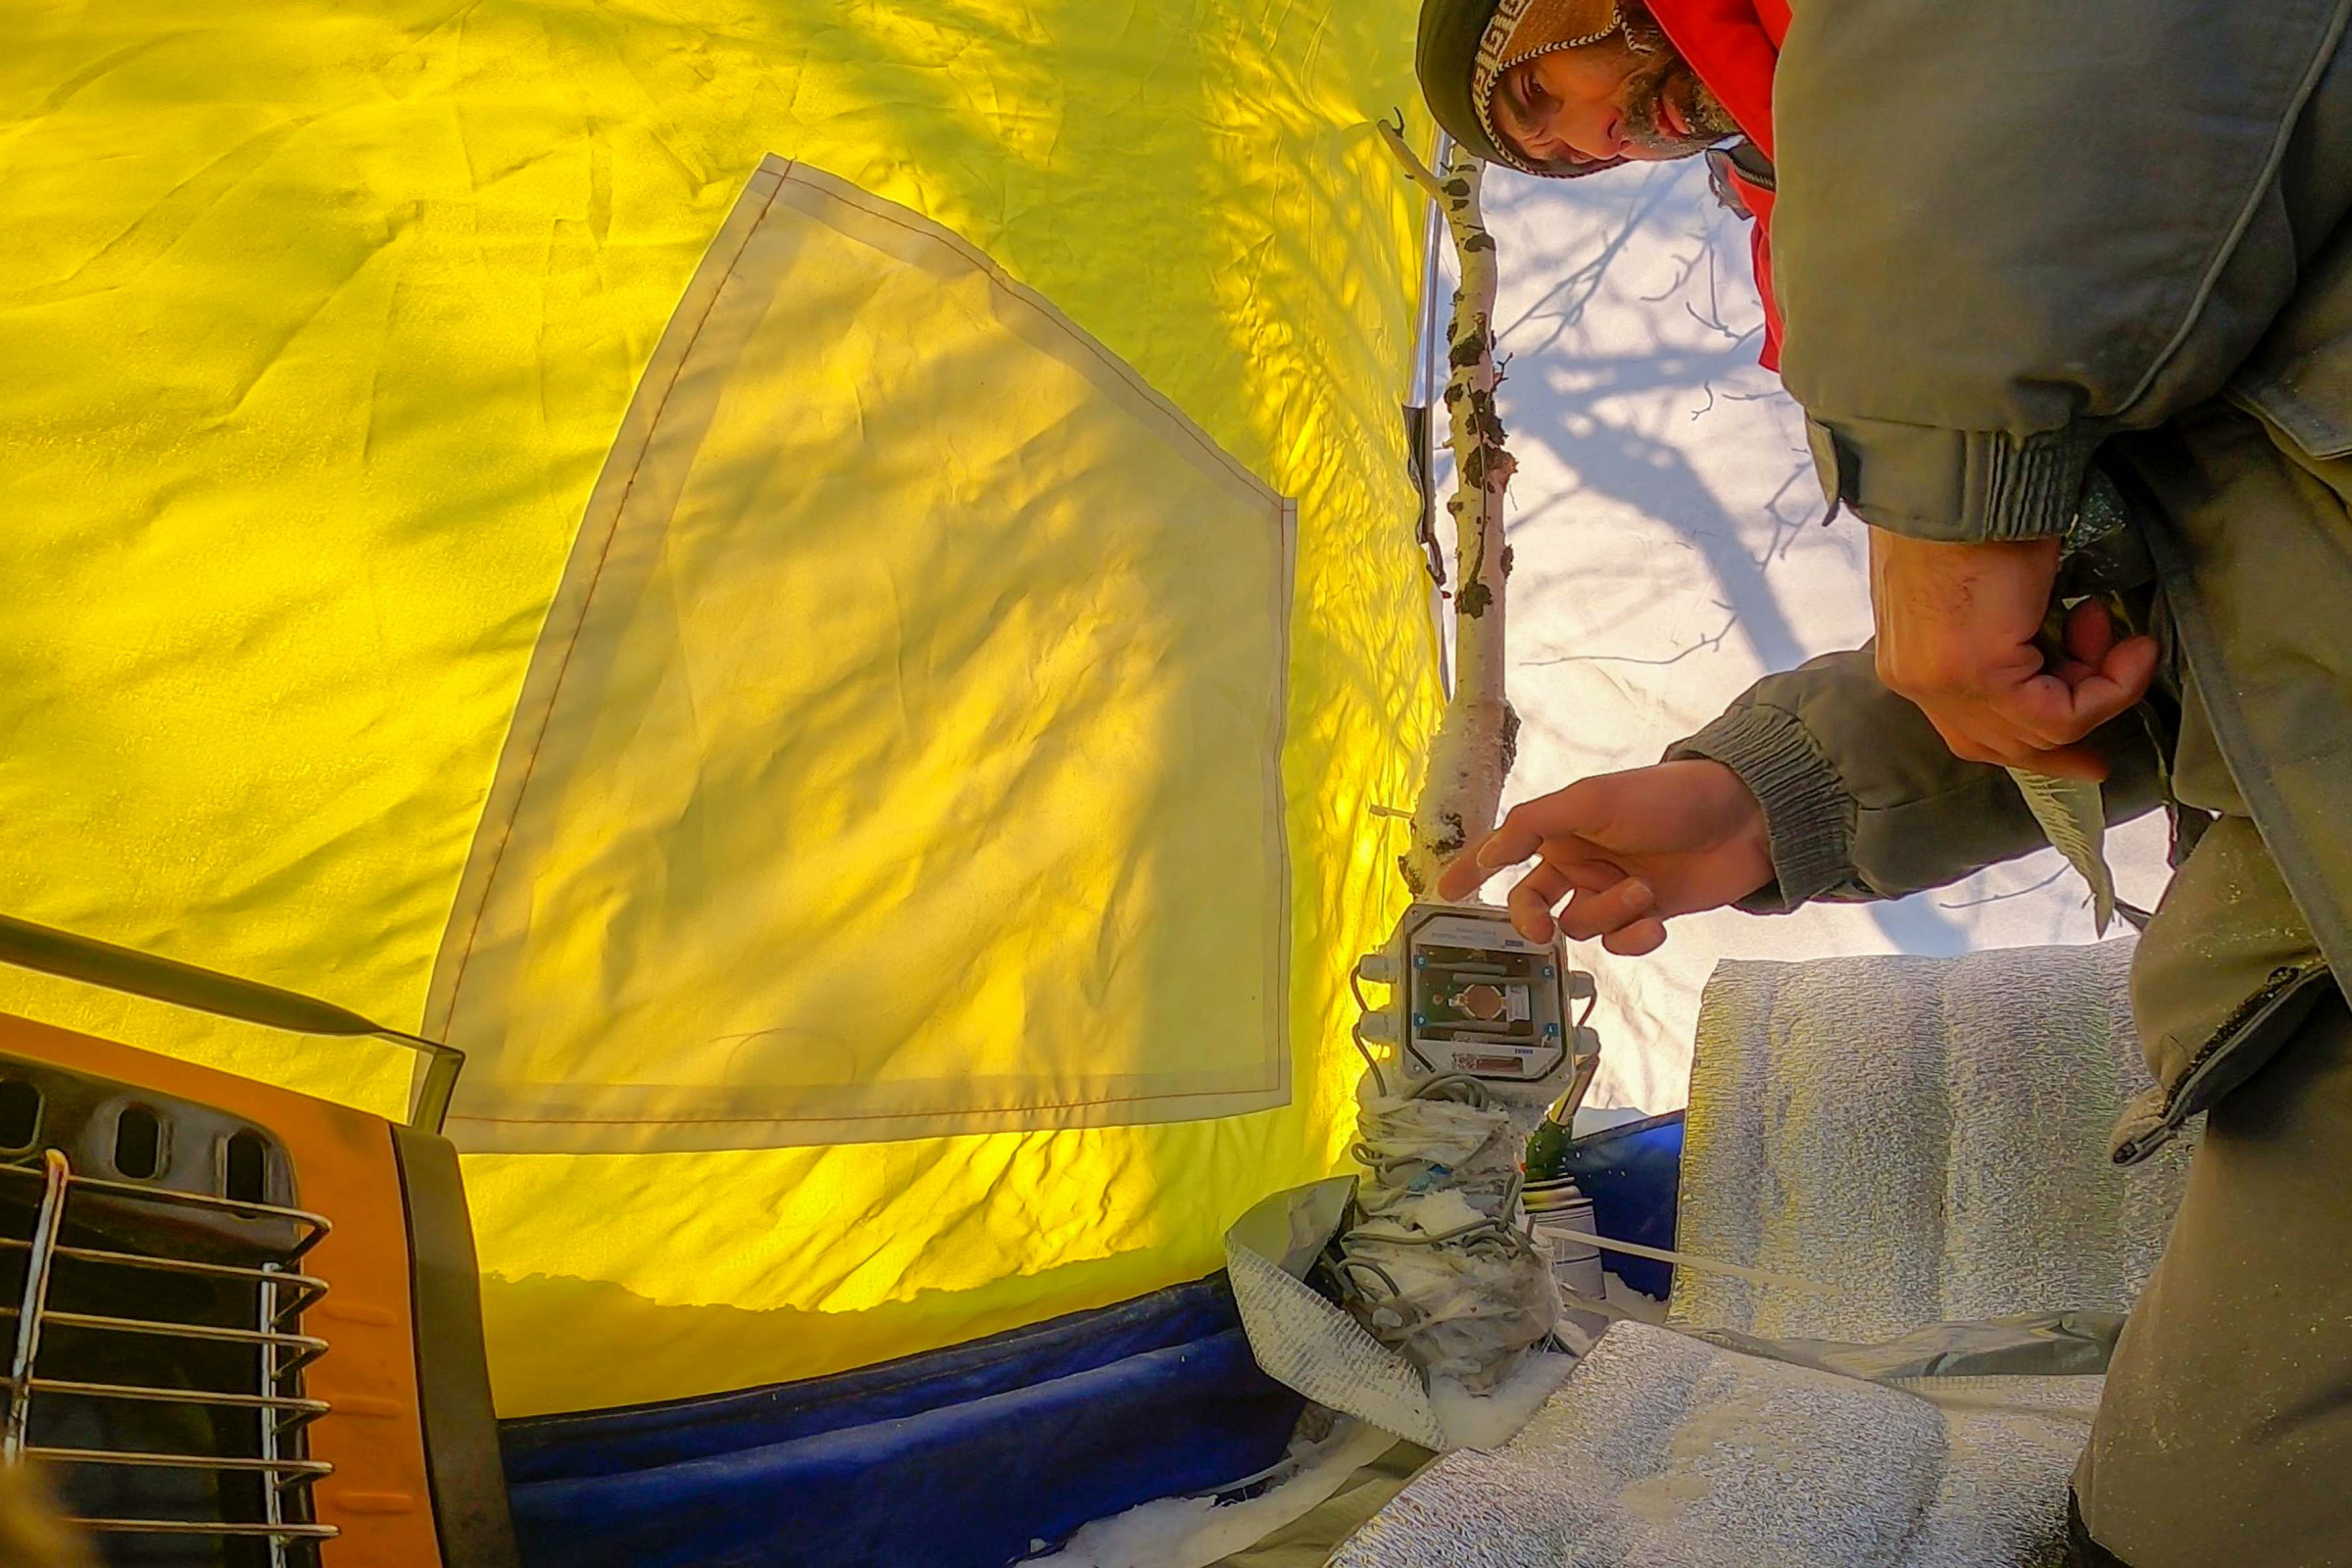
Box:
1436;760;1776;954
1869;529;2158;781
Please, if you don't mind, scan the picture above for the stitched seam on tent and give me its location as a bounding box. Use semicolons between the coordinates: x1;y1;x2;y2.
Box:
455;1082;1285;1126
439;165;794;1016
800;169;1269;495
437;158;1294;1130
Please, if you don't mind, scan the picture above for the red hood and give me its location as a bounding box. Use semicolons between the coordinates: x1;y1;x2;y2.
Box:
1647;0;1788;158
1644;0;1788;366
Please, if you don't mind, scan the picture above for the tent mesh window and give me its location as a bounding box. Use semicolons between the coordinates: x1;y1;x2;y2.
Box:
0;1140;335;1564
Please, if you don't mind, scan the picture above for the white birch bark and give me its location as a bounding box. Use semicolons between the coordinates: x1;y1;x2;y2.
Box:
1381;122;1519;897
1329;128;1555;1404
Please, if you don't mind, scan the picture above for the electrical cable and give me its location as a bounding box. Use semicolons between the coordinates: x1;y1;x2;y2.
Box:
1350;1023;1389;1098
1348;965;1390;1096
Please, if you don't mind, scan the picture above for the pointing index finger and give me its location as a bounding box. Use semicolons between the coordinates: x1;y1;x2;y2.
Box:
1436;839;1496;902
1437;824;1533;900
1436;783;1620;902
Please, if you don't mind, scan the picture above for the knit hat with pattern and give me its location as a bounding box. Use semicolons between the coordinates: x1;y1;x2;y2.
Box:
1416;0;1626;175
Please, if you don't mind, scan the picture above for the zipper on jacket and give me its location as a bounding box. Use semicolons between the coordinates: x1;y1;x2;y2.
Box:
2113;959;2332;1164
1704;141;1774;217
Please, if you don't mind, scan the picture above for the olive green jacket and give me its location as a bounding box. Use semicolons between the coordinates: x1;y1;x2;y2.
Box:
1671;0;2352;1166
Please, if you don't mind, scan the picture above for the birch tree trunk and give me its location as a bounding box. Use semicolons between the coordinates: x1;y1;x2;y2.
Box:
1319;130;1554;1410
1381;122;1518;896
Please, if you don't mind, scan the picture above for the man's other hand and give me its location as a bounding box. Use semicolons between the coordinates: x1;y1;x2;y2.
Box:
1869;529;2159;781
1435;760;1776;955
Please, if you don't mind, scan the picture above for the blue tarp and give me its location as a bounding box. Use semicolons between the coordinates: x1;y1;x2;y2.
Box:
500;1273;1303;1568
1563;1110;1685;1299
500;1131;1687;1568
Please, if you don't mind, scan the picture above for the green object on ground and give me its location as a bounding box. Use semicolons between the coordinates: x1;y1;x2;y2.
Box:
1523;1116;1573;1183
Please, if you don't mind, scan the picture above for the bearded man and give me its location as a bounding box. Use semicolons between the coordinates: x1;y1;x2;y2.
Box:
1417;3;2352;1565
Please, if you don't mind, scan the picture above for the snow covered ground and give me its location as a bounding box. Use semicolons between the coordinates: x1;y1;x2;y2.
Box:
1458;156;2171;1115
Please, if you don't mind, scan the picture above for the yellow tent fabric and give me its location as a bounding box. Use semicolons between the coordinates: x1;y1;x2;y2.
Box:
0;1;1438;1416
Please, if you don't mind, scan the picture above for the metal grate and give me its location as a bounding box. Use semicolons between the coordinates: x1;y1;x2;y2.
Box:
0;1150;339;1564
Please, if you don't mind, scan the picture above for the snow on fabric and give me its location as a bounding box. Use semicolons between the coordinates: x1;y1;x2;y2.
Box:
1329;1321;2100;1568
1028;1418;1397;1568
1669;939;2192;1342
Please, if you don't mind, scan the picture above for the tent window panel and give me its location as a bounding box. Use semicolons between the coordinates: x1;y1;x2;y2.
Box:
428;158;1295;1153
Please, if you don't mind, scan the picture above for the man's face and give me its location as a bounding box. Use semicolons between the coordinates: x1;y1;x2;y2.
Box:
1489;24;1731;167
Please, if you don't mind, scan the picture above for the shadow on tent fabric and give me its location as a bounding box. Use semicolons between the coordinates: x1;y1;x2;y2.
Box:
499;1272;1302;1568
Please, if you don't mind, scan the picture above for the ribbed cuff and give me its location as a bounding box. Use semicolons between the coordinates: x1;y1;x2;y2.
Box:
1668;705;1855;912
1806;415;2099;543
1974;428;2100;542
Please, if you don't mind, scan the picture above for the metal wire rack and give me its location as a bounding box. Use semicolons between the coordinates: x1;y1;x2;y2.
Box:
0;1149;340;1563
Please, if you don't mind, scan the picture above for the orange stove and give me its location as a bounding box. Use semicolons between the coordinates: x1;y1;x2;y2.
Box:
0;915;517;1568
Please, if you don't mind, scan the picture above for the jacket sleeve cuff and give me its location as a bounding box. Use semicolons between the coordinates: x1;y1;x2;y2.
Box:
1667;705;1856;912
1806;416;2099;542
